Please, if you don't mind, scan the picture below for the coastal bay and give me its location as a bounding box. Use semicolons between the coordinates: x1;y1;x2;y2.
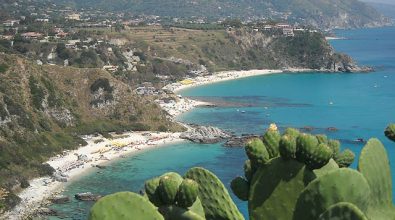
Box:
5;27;395;219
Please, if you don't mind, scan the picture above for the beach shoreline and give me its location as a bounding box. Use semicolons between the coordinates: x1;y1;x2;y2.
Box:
4;67;310;219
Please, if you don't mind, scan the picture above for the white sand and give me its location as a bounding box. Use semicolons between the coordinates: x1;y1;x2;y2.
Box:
4;68;311;219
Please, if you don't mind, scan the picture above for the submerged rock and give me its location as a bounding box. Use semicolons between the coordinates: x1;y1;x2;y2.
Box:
75;192;102;201
50;195;70;204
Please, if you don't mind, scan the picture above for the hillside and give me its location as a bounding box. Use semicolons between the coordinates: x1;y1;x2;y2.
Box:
0;53;183;211
53;0;392;29
365;2;395;19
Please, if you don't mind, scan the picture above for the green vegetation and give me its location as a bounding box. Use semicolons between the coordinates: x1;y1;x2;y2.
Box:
0;53;183;212
89;125;395;220
0;64;8;73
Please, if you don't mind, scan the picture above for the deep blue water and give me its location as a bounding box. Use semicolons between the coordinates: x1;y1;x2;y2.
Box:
50;27;395;219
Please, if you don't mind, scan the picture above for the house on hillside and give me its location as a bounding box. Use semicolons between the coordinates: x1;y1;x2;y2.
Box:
3;20;20;27
66;13;81;21
21;32;43;40
283;28;295;37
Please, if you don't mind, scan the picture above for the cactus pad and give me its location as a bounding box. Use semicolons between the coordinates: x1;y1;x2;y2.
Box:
385;124;395;142
318;202;368;220
249;158;315;220
283;127;300;139
159;174;183;205
262;126;281;158
245;138;269;169
176;179;199;208
88;192;164;220
159;206;205;220
293;168;371;220
335;149;355;168
279;135;297;160
316;134;328;144
230;176;249;201
185;167;244;220
358;138;392;207
145;177;162;206
244;160;254;182
296;134;333;170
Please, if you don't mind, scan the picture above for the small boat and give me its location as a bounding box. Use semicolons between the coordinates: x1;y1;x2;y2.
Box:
241;111;246;113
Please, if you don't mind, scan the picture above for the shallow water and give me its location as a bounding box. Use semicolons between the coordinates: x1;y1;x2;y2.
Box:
50;27;395;219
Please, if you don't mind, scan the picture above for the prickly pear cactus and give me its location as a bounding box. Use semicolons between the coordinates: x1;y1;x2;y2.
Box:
293;168;371;220
385;124;395;142
176;179;199;208
145;177;162;206
185;167;244;220
296;134;333;170
230;176;249;201
335;149;355;168
313;159;339;177
159;206;205;220
158;173;184;205
245;138;269;169
358;138;395;219
88;192;164;220
279;135;297;160
318;202;368;220
249;157;316;220
243;160;254;182
283;127;300;139
262;123;281;158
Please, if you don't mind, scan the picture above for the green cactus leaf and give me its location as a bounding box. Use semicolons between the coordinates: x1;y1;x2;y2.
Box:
159;205;205;220
88;192;164;220
358;138;392;207
327;139;341;155
262;129;281;158
316;134;328;144
279;135;297;160
244;160;255;182
145;177;163;207
313;159;339;177
185;167;244;220
245;138;269;168
159;173;183;205
176;179;199;208
230;176;249;201
296;134;333;170
318;202;368;220
385;124;395;142
334;149;355;168
283;128;300;139
293;168;371;220
249;158;315;220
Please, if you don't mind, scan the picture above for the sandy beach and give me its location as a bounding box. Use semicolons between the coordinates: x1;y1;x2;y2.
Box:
3;132;183;219
4;68;304;219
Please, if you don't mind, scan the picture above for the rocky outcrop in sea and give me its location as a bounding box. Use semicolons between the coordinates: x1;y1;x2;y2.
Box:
180;125;231;144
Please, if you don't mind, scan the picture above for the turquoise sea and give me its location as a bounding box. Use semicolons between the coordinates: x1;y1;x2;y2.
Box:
49;27;395;219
